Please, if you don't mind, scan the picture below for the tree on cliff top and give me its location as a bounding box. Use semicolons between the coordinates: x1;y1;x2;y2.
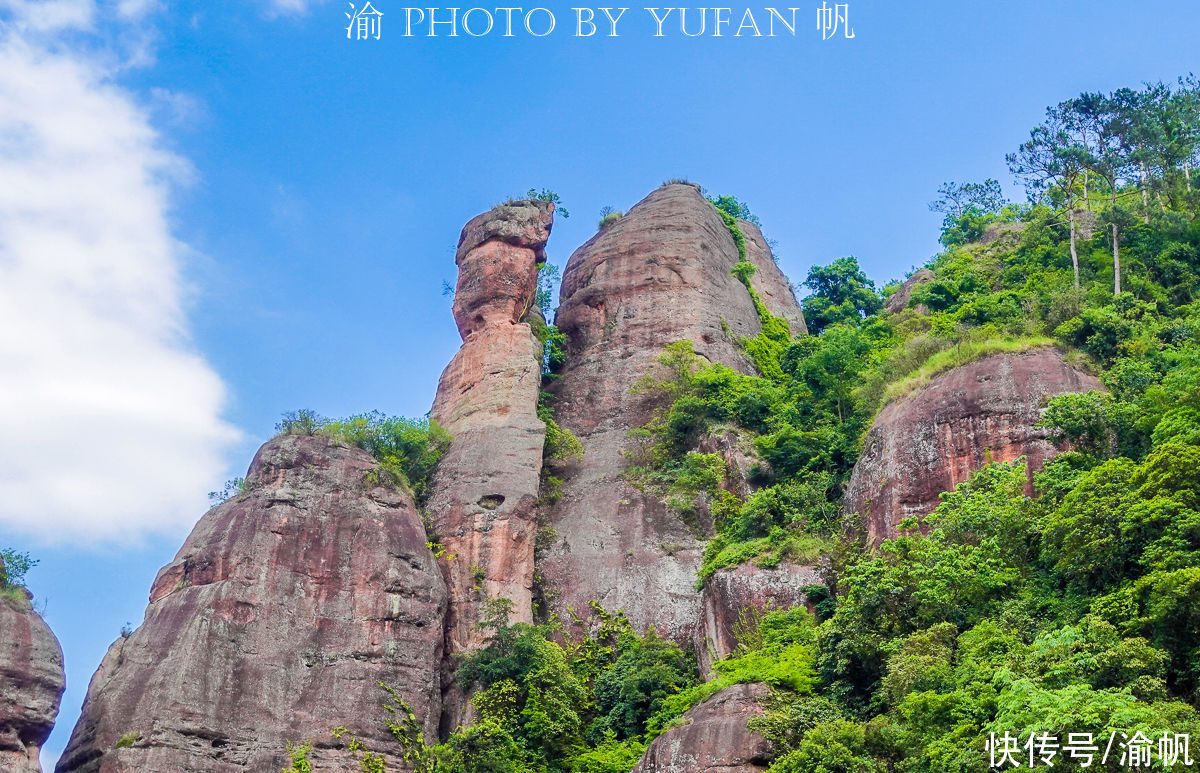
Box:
800;257;882;335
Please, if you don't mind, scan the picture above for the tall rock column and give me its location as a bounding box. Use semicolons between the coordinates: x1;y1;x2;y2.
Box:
0;565;65;773
427;200;554;659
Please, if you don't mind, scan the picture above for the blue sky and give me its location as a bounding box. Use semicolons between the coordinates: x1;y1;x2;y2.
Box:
1;0;1197;765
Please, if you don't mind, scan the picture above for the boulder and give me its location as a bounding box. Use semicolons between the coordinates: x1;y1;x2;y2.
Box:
539;183;806;644
426;200;553;729
0;582;65;773
694;563;821;677
632;683;773;773
845;348;1103;544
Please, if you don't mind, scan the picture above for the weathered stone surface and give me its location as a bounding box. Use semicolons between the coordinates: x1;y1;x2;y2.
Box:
0;581;65;773
540;183;803;644
427;201;553;728
451;200;554;339
739;219;807;335
429;200;552;650
632;683;772;773
695;563;821;677
883;268;935;315
845;348;1103;544
57;434;447;773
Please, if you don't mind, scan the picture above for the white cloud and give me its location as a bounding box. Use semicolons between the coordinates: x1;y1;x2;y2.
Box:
267;0;332;15
0;3;239;543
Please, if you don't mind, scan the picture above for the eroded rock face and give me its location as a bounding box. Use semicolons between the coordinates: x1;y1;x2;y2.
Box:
428;200;553;661
0;583;65;773
540;183;806;643
845;348;1103;544
632;683;772;773
694;563;821;677
883;268;935;315
56;435;447;773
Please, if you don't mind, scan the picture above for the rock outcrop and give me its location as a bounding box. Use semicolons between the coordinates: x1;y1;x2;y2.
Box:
845;347;1103;544
883;268;935;315
57;434;447;773
539;183;806;643
632;683;773;773
425;200;553;730
694;563;821;677
0;576;65;773
427;200;553;655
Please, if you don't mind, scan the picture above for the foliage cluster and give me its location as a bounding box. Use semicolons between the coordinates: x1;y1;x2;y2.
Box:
0;547;37;604
276;409;451;501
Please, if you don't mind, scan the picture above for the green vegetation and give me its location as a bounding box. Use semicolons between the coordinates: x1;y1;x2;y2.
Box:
284;79;1200;771
597;206;623;231
527;188;569;219
0;548;36;589
0;547;37;604
208;475;251;505
115;732;140;749
618;77;1200;770
280;742;313;773
276;410;451;502
294;601;820;772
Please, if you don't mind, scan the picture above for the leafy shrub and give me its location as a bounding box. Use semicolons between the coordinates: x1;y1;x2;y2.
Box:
277;410;451;501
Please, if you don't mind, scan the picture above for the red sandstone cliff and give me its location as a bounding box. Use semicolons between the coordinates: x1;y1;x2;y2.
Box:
56;435;446;772
425;199;554;729
427;200;552;654
845;347;1103;544
0;575;65;773
538;182;806;643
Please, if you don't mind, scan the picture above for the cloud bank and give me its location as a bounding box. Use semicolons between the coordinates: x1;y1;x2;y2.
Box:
0;1;239;543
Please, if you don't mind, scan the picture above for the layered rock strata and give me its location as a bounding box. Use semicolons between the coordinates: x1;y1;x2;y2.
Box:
845;347;1103;544
632;683;773;773
0;574;65;773
57;434;447;772
539;183;806;643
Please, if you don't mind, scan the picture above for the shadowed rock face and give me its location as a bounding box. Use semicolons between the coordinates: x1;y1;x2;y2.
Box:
694;563;821;677
740;219;807;336
539;183;806;643
0;581;65;773
56;435;447;773
632;683;772;773
845;348;1103;545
